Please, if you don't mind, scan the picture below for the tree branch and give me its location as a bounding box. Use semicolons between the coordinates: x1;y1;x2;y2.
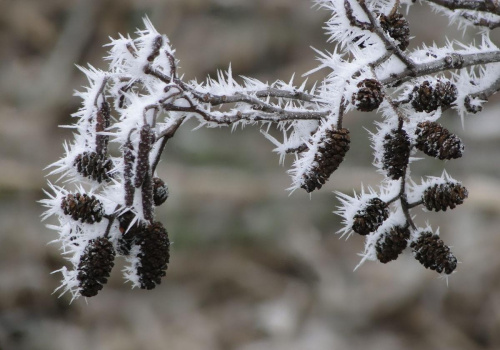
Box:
425;0;500;16
381;50;500;86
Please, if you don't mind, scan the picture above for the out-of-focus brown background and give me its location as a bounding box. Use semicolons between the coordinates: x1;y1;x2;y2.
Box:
1;1;500;349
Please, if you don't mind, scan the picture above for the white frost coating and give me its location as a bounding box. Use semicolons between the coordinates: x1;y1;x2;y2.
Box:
123;245;142;288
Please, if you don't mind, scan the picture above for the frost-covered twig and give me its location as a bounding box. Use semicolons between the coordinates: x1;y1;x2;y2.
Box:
41;0;500;300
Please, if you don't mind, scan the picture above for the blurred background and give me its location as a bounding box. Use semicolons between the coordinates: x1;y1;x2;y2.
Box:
1;0;500;349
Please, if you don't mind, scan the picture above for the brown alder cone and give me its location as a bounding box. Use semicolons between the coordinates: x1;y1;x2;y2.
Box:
410;232;457;274
301;127;350;193
352;198;389;236
61;193;104;224
77;237;116;297
422;182;468;212
415;121;464;160
376;226;410;263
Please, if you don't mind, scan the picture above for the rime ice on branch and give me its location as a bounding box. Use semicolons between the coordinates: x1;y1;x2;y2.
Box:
41;0;500;299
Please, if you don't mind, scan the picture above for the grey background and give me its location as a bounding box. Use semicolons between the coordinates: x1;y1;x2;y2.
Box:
1;0;499;349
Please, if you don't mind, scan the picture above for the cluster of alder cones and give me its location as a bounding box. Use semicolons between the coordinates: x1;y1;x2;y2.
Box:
297;8;466;275
61;100;172;297
60;176;170;297
300;75;466;274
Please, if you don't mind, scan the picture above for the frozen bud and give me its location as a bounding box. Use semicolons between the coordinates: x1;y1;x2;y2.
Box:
95;101;111;155
136;221;170;290
147;35;163;62
123;140;136;207
74;151;113;183
382;128;411;180
410;231;457;274
301;127;350;193
352;79;384;112
415;121;464;160
352;198;389;236
376;226;410;263
411;80;457;113
77;237;116;297
379;12;410;51
142;173;154;222
153;177;169;206
134;124;155;188
61;193;103;224
422;182;468;212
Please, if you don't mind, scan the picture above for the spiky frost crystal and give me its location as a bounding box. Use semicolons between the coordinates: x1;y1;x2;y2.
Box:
135;221;170;290
382;128;410;180
352;79;384;112
423;182;468;212
301;127;350;193
61;193;104;224
379;12;410;51
415;121;464;160
77;237;116;297
410;232;457;275
411;80;458;113
376;226;410;263
352;198;389;236
74;152;113;183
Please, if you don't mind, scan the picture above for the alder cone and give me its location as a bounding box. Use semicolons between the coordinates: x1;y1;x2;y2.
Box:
411;80;457;113
415;121;464;160
410;232;457;274
136;221;170;290
376;226;410;263
74;152;113;183
77;237;116;297
382;128;411;180
352;79;384;112
379;12;410;51
301;128;350;193
423;182;468;212
153;177;169;206
352;198;389;236
61;193;103;224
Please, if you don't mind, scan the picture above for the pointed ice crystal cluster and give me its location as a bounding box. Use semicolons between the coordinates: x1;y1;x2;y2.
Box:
42;0;500;299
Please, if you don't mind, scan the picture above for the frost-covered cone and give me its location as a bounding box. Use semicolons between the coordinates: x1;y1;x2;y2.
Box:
410;231;457;274
61;193;104;224
376;226;410;263
352;198;389;236
411;80;458;113
379;12;410;51
352;79;384;112
423;182;468;212
136;221;170;290
415;121;464;160
382;128;410;180
153;177;169;206
77;236;116;297
74;152;113;183
301;128;350;193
